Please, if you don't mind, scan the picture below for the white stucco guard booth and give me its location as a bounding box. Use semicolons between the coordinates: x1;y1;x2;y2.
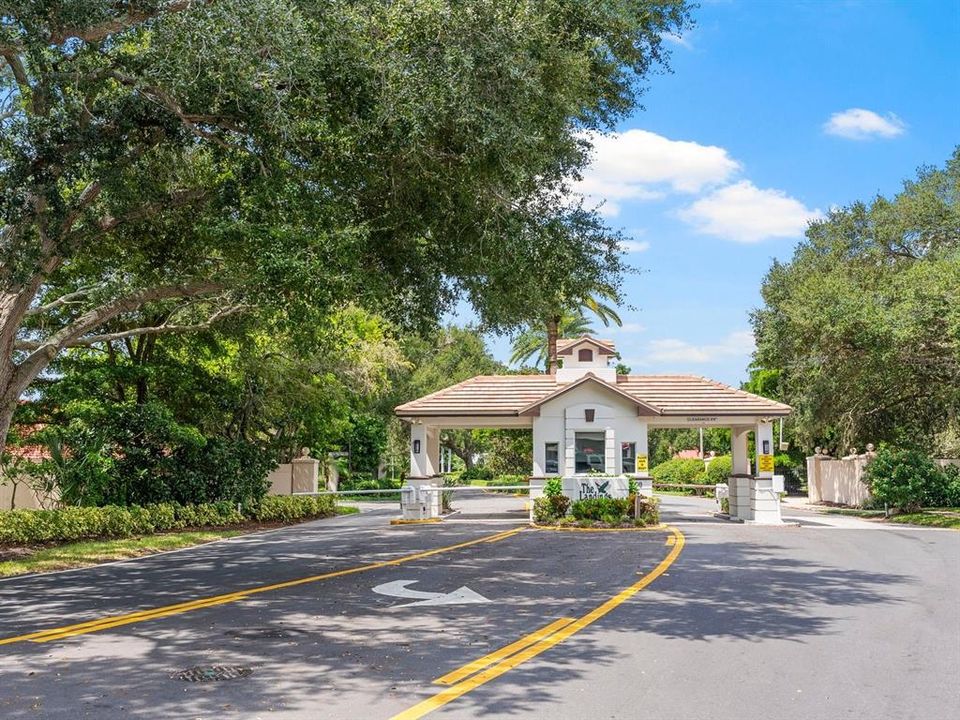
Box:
395;336;792;524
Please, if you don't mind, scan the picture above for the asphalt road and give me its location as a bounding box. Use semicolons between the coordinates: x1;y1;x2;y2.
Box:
0;495;957;720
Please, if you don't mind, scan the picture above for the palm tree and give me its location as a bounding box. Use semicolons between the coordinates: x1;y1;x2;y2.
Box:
510;312;595;369
511;281;624;373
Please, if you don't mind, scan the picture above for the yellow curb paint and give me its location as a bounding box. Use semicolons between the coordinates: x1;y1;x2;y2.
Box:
0;527;525;647
530;523;668;533
434;617;576;686
390;518;442;525
390;526;685;720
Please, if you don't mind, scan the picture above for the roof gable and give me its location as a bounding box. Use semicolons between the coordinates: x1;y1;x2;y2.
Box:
556;336;617;356
518;373;661;417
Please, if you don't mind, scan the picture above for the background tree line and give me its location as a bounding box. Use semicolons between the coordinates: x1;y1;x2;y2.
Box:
1;1;692;506
751;149;959;458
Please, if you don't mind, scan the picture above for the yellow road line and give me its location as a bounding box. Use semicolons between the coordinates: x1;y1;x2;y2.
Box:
391;526;685;720
0;527;525;647
434;617;576;686
665;535;676;546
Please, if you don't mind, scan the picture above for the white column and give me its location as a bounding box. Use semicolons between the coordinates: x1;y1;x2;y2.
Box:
604;427;616;474
729;427;751;520
748;420;782;524
425;426;440;477
755;421;774;478
408;423;440;478
637;421;650;477
564;427;576;476
409;423;428;478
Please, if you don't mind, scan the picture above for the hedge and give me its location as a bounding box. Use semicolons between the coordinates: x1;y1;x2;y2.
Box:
650;458;706;485
0;495;337;546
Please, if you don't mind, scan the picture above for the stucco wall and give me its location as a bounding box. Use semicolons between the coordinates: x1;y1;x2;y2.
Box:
807;455;960;507
532;382;646;476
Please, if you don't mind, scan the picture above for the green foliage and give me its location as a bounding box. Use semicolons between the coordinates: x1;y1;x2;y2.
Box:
635;496;661;526
752;149;960;453
0;496;337;546
570;497;632;522
510;311;596;369
459;466;495;482
29;401;276;507
650;458;706;486
533;494;571;523
703;456;733;485
544;477;563;497
863;447;957;512
648;428;730;467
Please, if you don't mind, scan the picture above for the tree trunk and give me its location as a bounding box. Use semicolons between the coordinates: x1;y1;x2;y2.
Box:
546;315;560;375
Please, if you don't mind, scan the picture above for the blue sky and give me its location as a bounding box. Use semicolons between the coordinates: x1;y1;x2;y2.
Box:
475;0;959;386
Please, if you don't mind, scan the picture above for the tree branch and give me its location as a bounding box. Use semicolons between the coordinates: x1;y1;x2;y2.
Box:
47;1;211;45
53;304;245;347
11;280;227;395
24;287;99;316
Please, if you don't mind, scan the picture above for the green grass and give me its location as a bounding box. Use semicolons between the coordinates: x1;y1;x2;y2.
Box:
887;511;960;529
0;530;243;578
822;506;960;529
0;502;360;578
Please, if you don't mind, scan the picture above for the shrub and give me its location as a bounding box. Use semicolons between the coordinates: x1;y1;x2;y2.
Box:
544;478;563;497
651;458;706;486
532;494;571;524
570;497;631;522
863;447;946;512
635;496;660;526
460;466;494;482
703;455;733;485
0;496;337;546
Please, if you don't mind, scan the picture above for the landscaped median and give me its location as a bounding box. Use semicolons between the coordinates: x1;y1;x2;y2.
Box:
0;496;357;577
531;478;661;529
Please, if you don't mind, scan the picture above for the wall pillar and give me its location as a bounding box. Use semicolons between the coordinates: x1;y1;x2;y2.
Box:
745;421;782;524
291;449;319;494
604;427;616;474
408;422;440;478
564;427;576;476
728;427;751;519
637;421;650;477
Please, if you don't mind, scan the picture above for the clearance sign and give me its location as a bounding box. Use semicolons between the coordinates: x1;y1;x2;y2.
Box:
758;454;775;473
636;455;649;472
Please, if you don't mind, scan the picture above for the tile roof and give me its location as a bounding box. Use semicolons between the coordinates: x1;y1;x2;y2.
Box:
556;337;616;355
395;373;791;418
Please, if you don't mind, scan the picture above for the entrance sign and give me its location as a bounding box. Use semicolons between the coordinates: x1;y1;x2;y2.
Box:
562;476;630;500
758;454;775;472
372;580;491;608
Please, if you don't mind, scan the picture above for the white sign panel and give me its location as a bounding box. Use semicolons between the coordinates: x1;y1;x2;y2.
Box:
562;476;630;500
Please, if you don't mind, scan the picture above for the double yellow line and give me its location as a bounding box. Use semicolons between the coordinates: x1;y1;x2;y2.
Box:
0;526;524;647
391;525;685;720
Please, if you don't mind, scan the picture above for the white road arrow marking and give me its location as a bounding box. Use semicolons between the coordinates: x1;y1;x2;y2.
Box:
372;580;491;608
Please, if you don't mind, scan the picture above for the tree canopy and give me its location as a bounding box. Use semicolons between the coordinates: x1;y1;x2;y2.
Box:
0;0;693;451
751;149;960;454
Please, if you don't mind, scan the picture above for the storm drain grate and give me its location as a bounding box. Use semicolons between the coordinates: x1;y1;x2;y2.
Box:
171;665;253;682
226;627;305;640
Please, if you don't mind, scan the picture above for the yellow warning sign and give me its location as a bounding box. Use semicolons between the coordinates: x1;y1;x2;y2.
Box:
636;456;649;472
758;454;775;473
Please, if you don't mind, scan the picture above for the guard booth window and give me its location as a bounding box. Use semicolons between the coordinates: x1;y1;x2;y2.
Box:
545;443;559;474
575;432;605;473
622;442;637;474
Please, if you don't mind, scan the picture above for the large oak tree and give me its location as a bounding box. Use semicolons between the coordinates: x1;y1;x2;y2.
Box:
0;0;691;450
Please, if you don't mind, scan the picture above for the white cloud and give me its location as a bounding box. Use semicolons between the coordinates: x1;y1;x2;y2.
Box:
678;180;822;243
823;108;906;140
574;129;741;216
611;322;647;334
620;239;651;253
647;330;755;365
661;31;692;49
